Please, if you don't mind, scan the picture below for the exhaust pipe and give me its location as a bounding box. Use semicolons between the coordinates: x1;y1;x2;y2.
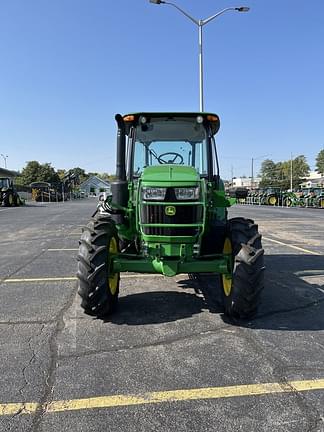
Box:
111;114;128;223
115;114;126;181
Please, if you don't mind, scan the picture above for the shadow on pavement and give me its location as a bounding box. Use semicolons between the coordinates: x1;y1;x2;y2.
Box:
110;289;223;325
107;254;324;330
216;254;324;331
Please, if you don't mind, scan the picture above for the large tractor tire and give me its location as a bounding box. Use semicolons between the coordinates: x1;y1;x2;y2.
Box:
317;197;324;209
13;194;20;206
77;215;120;318
4;192;14;207
283;197;292;207
221;217;265;319
267;195;277;206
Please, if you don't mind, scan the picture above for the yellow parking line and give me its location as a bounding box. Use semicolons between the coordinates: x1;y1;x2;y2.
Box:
263;236;321;255
0;379;324;416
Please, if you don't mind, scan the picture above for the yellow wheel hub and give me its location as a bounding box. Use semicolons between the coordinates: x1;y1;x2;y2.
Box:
319;198;324;208
222;238;233;297
108;237;119;295
268;196;277;205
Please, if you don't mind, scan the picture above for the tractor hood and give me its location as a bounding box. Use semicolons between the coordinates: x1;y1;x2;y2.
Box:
141;165;199;185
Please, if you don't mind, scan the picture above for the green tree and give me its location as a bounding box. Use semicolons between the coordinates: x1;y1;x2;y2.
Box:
291;155;310;188
259;159;278;187
96;172;116;182
259;156;309;190
38;163;60;185
315;149;324;176
57;169;67;180
20;161;60;185
67;167;88;184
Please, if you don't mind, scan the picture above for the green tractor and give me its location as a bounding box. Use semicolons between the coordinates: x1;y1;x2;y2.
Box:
0;177;21;207
77;113;264;319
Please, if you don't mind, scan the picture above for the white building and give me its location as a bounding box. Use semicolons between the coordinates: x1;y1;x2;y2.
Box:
232;177;261;189
79;176;111;196
300;171;324;188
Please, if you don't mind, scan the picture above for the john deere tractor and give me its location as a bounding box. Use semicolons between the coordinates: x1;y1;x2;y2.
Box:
0;177;21;206
77;113;264;319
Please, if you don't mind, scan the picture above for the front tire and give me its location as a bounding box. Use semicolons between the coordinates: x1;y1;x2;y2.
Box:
221;217;265;319
77;215;120;318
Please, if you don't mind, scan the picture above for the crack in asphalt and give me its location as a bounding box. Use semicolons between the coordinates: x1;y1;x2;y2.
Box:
58;325;230;361
29;284;78;432
18;325;45;400
0;320;54;326
235;327;323;431
0;248;48;288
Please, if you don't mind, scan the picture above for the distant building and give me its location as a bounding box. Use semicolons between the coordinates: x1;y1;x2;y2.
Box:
307;171;322;180
300;177;324;189
232;177;261;189
79;176;111;196
300;171;324;188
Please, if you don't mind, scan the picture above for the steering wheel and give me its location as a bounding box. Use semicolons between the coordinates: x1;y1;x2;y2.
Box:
157;152;184;165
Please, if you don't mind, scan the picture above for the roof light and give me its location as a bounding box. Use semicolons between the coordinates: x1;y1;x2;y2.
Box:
196;115;204;124
207;115;218;122
123;115;135;122
140;116;147;124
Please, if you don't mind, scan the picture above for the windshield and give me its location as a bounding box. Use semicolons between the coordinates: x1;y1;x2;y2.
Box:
131;117;208;177
0;178;9;188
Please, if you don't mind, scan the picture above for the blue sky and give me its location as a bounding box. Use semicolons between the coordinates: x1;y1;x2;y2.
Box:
1;0;323;179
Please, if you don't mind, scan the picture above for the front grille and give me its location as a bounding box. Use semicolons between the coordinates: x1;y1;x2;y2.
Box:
140;204;202;236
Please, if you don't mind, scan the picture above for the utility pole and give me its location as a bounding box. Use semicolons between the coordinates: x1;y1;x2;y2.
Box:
251;157;254;189
290;153;293;191
149;1;249;111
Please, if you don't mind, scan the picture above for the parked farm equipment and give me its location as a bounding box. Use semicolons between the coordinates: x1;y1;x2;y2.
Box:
77;112;265;320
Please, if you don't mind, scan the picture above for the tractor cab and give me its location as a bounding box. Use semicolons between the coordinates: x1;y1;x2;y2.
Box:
110;112;227;249
124;113;220;180
0;177;12;190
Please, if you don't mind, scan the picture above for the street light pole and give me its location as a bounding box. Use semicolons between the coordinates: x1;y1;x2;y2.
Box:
149;1;250;112
1;154;8;169
198;23;204;112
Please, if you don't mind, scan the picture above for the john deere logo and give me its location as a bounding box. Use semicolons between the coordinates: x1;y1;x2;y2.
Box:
165;206;176;216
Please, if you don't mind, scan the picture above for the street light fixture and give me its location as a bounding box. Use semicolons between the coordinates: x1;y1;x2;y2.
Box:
149;1;250;111
1;154;8;169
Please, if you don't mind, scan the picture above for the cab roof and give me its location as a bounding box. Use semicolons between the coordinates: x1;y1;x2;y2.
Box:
122;112;220;135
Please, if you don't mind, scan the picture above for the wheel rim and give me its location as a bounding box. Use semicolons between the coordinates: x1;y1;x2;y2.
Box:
268;196;277;205
108;237;119;295
8;194;13;205
222;238;233;297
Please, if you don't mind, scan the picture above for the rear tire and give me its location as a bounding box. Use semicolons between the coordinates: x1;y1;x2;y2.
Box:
318;198;324;208
283;197;292;207
4;192;14;207
77;214;120;318
221;217;265;319
267;195;277;206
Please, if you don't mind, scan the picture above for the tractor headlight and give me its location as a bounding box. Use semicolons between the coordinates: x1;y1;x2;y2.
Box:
174;187;199;200
142;187;167;201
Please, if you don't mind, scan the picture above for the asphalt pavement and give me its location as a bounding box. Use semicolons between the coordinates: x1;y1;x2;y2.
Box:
0;200;323;432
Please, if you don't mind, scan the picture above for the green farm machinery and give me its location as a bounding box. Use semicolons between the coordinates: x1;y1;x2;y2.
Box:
0;177;21;207
301;188;324;208
77;113;264;319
